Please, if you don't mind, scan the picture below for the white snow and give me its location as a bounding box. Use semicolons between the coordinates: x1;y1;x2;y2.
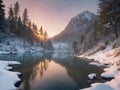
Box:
0;51;10;54
0;61;21;90
81;83;114;90
79;38;120;90
89;62;105;67
101;64;119;78
0;37;44;54
88;73;96;80
53;43;70;52
52;52;69;59
82;11;93;21
106;73;120;90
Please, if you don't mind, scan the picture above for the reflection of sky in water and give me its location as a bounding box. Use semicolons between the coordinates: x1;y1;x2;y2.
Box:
0;53;104;90
30;60;78;90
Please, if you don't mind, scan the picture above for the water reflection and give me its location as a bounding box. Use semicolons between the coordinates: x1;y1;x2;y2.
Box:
0;53;103;90
31;59;50;80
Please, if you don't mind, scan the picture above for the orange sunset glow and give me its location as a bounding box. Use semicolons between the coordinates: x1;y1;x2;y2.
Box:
4;0;98;37
1;0;120;90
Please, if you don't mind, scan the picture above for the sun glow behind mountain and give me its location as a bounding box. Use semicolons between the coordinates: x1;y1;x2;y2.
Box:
4;0;98;37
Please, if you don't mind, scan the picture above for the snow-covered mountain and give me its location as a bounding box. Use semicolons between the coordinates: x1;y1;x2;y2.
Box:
52;11;99;53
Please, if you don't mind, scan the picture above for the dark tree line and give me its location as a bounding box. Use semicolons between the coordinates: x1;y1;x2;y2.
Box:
0;0;5;33
72;0;120;55
98;0;120;38
0;0;53;50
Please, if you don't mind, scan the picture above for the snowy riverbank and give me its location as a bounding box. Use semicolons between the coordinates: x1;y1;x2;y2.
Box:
0;37;45;54
0;61;21;90
79;40;120;90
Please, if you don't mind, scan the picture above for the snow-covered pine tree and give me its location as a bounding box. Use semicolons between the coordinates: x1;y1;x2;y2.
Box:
0;0;5;32
98;0;120;37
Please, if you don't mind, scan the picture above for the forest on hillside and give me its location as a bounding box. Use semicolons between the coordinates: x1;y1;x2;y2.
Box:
0;0;53;51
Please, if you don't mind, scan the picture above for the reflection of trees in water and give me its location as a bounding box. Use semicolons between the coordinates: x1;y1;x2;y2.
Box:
53;57;103;89
30;58;50;80
11;53;52;90
1;53;103;90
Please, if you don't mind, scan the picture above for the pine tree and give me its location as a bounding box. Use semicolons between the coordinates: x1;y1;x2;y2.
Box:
8;6;15;33
44;31;48;42
32;23;35;29
98;0;120;37
34;25;37;31
14;2;19;21
40;26;43;35
28;21;32;29
46;39;53;50
17;16;22;35
22;8;28;26
0;0;5;32
32;23;37;34
8;6;14;21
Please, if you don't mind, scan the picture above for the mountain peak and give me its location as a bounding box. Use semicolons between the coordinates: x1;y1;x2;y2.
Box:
73;10;96;22
82;11;96;20
82;10;94;15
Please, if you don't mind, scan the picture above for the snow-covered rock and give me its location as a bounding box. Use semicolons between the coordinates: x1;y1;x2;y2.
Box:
0;61;21;90
89;62;105;67
88;73;97;80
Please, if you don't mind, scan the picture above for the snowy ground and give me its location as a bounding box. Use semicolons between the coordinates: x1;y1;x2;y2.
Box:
53;43;70;52
0;61;21;90
0;37;44;54
79;39;120;90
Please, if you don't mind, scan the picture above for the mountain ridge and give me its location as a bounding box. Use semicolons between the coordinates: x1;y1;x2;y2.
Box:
52;11;99;53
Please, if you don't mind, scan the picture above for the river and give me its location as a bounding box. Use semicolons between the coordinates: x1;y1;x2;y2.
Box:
0;52;104;90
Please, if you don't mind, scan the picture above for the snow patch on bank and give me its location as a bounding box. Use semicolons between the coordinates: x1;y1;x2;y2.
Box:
101;64;119;78
0;61;21;90
89;62;105;67
81;83;114;90
79;39;120;90
0;37;44;54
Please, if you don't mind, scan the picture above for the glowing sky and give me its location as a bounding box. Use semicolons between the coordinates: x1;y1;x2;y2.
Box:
4;0;98;37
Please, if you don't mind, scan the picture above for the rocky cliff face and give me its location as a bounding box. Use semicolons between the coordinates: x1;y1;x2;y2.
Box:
52;11;100;53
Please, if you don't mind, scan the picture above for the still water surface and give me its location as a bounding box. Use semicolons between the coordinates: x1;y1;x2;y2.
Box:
0;52;103;90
